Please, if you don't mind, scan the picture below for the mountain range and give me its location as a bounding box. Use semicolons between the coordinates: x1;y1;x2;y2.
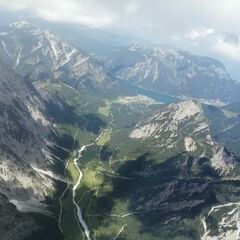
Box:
0;21;240;240
101;44;240;102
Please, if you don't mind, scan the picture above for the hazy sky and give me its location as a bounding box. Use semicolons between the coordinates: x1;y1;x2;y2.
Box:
1;0;240;77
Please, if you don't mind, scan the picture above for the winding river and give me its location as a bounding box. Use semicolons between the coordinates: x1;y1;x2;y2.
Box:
72;144;92;240
59;132;103;240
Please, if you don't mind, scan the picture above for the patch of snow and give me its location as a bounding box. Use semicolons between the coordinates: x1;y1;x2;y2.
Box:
44;31;61;59
153;62;159;83
10;21;31;29
14;47;22;68
184;137;197;152
129;44;142;51
10;198;51;215
1;40;10;57
33;167;66;183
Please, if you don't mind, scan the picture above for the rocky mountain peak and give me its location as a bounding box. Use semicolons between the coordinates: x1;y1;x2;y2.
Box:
9;21;35;29
106;44;240;102
0;22;117;93
130;100;204;142
170;100;201;121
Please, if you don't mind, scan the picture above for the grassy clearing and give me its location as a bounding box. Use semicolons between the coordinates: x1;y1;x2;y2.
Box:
66;158;79;184
96;130;111;146
82;168;102;188
61;149;104;240
98;101;111;117
61;155;83;240
75;167;104;204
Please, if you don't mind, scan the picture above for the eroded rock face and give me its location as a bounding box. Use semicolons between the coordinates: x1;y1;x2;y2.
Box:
105;44;240;102
201;202;240;240
0;193;39;240
0;21;116;93
184;137;197;152
130;100;204;147
210;146;236;174
0;57;56;212
130;100;238;175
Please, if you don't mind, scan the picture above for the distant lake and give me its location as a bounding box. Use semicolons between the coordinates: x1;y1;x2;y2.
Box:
124;81;178;104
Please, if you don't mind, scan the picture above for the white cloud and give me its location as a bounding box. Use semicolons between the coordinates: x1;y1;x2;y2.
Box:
0;0;117;28
185;28;215;40
2;0;240;68
124;1;139;15
1;0;240;34
214;37;240;61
